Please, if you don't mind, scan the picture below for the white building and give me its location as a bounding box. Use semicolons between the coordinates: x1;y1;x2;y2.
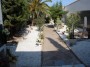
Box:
0;0;3;24
65;0;90;13
64;0;90;38
0;0;7;64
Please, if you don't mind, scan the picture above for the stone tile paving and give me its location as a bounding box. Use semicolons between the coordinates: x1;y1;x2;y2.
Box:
9;27;42;67
71;40;90;67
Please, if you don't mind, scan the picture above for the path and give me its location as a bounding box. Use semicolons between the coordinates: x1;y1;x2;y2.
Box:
11;27;42;67
42;25;80;66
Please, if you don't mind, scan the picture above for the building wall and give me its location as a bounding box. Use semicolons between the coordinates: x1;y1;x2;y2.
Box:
64;0;90;38
65;0;90;13
80;11;90;24
64;0;90;28
0;0;3;24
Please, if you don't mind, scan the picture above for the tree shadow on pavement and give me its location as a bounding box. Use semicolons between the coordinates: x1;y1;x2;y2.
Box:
42;37;81;66
46;25;54;28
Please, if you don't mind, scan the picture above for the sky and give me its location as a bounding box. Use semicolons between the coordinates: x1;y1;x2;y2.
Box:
46;0;77;6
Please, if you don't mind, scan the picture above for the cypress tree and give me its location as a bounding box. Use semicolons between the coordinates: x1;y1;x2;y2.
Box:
1;0;30;36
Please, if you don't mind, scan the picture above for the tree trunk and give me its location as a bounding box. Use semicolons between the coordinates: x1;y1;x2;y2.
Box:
32;19;34;26
71;24;74;39
31;13;35;26
72;27;74;39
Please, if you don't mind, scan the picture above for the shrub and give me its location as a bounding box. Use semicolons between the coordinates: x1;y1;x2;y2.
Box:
35;16;45;30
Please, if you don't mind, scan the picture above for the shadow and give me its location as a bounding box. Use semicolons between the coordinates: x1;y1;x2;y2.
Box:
53;29;56;32
1;25;88;67
42;37;81;66
13;25;30;37
41;25;88;66
4;38;87;67
46;25;54;28
14;51;41;67
47;37;66;51
3;36;80;67
0;41;18;67
6;41;18;46
4;42;42;67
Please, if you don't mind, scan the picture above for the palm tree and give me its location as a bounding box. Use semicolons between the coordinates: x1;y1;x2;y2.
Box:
50;1;67;22
29;0;51;26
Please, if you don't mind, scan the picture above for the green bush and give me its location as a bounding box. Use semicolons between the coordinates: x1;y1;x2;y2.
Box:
2;0;30;36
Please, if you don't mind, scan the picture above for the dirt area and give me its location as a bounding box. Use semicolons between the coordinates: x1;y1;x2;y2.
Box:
42;25;80;66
